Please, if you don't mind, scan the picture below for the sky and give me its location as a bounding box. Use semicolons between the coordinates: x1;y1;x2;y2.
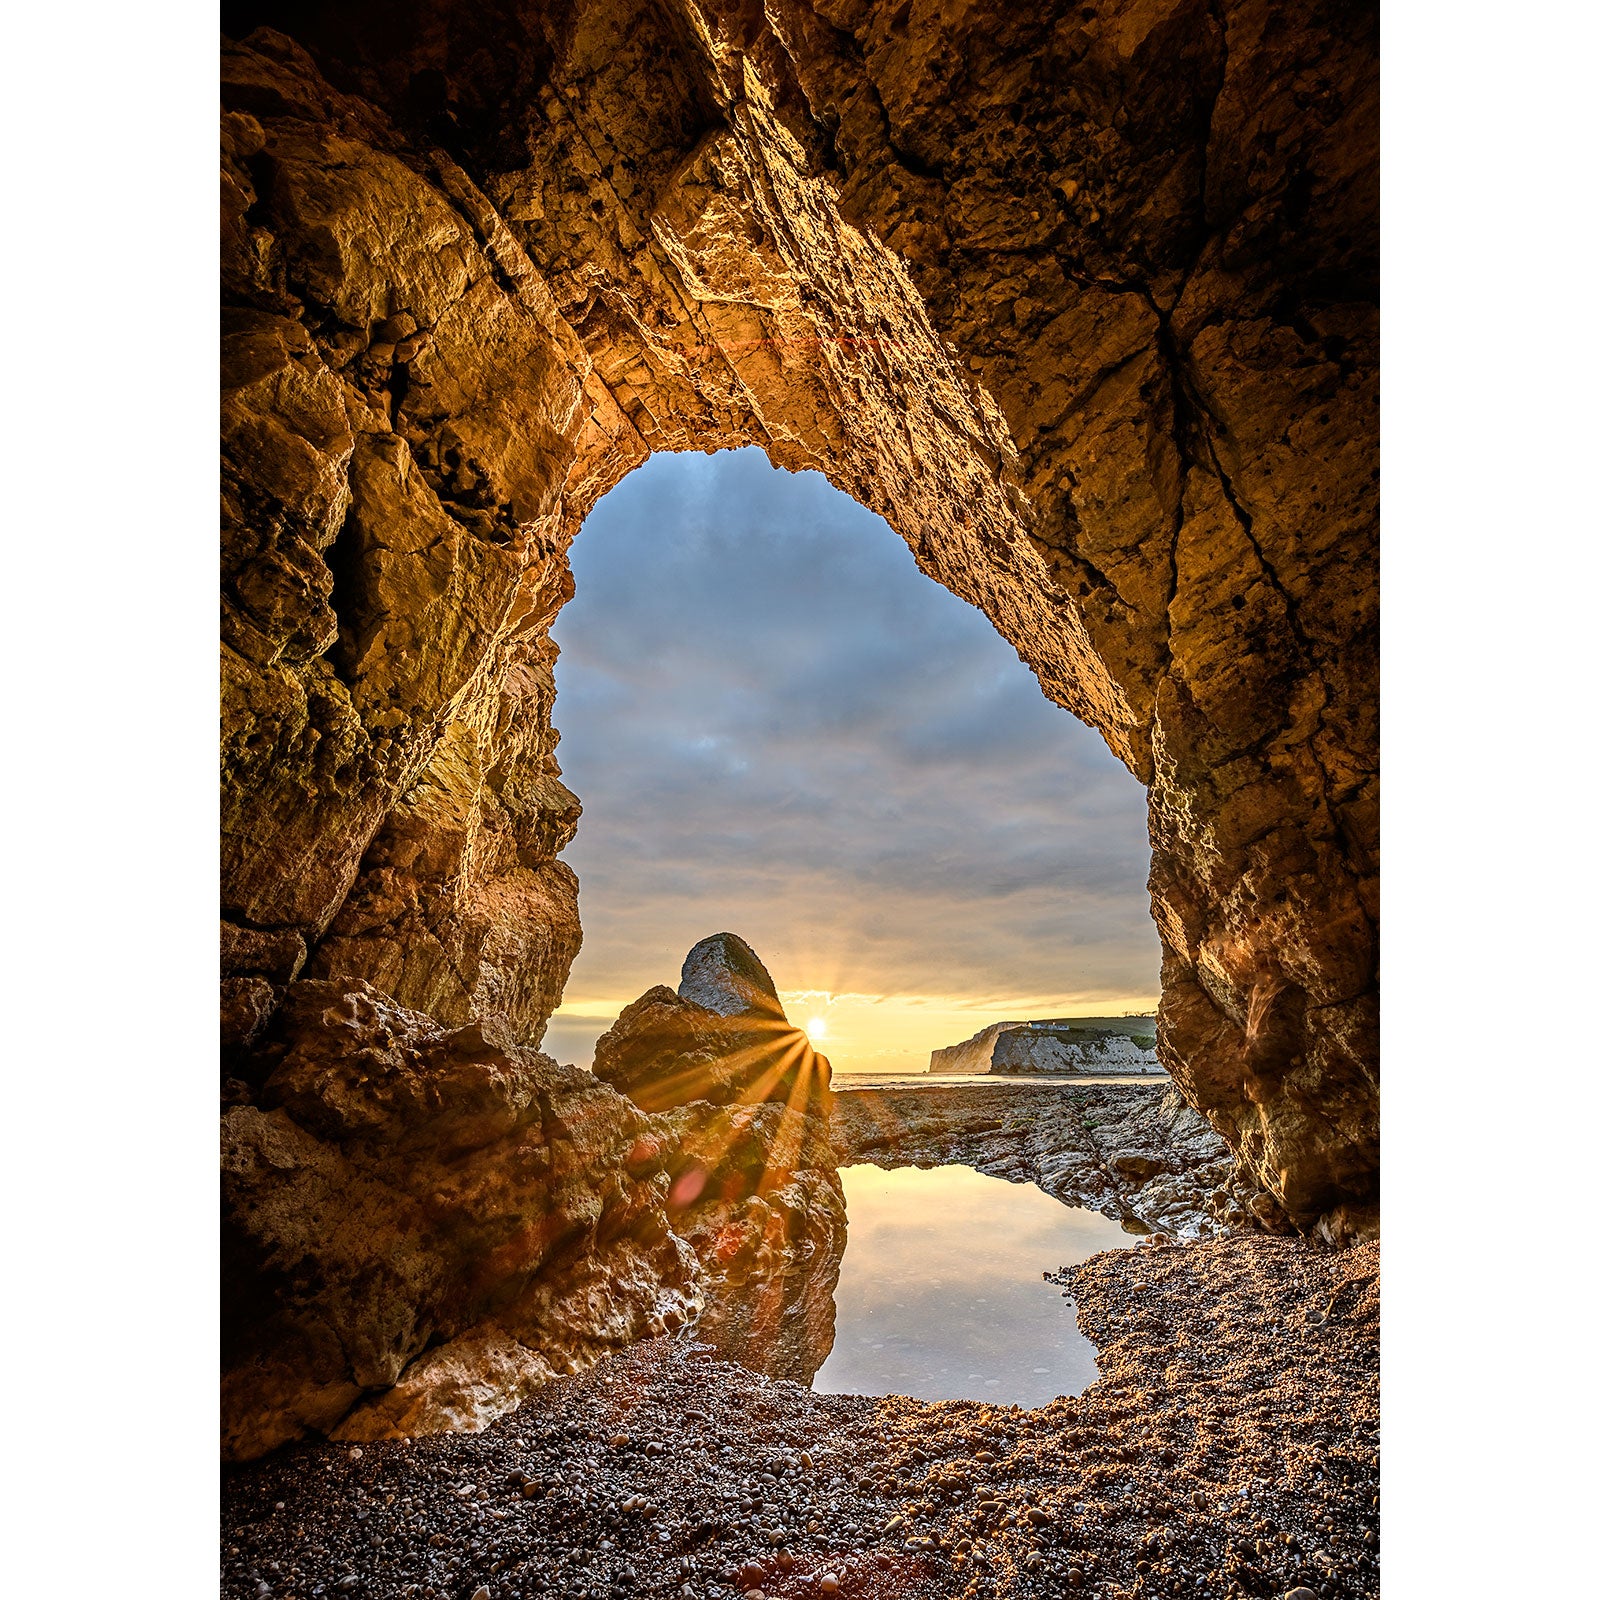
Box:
542;448;1159;1073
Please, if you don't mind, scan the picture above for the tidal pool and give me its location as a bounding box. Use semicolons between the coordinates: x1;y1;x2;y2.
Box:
810;1162;1134;1407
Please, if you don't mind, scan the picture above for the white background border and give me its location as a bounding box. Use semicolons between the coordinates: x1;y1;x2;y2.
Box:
3;1;1595;1591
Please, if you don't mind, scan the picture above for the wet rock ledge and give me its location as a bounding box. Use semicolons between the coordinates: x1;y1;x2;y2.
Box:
222;1235;1378;1600
830;1081;1281;1238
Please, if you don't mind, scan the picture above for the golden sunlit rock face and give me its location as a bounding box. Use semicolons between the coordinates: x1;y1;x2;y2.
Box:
222;0;1377;1439
223;980;702;1457
223;949;845;1458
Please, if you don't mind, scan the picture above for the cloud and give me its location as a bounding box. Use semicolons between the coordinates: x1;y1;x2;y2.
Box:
547;448;1159;1066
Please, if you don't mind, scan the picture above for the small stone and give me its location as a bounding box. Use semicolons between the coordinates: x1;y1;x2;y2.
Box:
347;1447;363;1460
819;1578;840;1596
336;1579;359;1594
1283;1591;1318;1600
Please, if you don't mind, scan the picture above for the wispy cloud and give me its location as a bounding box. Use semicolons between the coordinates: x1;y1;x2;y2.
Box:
546;449;1158;1069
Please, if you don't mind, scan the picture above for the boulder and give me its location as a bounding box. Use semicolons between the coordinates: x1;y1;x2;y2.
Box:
593;936;832;1118
1107;1149;1174;1182
591;937;844;1379
222;979;701;1460
224;962;844;1457
678;932;786;1020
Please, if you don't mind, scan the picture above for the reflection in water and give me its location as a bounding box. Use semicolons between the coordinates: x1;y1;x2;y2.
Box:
812;1163;1133;1406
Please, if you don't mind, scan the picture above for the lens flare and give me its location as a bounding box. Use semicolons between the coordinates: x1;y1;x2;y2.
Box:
805;1017;828;1042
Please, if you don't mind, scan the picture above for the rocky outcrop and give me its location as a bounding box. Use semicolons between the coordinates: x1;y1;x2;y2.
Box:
593;932;833;1116
221;3;1376;1233
996;1018;1159;1074
927;1021;1026;1075
222;980;700;1458
656;1097;843;1386
594;935;843;1383
830;1079;1263;1238
223;952;843;1458
678;931;787;1020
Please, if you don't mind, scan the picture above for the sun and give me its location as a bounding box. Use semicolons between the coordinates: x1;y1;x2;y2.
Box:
804;1017;828;1043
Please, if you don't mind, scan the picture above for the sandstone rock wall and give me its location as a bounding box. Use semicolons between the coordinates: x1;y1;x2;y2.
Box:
224;951;845;1457
221;1;1376;1232
222;980;703;1457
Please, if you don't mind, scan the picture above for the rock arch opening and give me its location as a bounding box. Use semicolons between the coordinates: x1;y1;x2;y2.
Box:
545;446;1160;1073
221;0;1376;1457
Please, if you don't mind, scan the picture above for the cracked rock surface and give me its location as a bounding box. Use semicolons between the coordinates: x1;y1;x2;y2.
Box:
594;933;832;1116
595;936;845;1389
223;974;844;1461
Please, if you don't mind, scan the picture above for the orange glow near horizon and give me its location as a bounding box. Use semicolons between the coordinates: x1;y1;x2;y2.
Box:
550;987;1162;1073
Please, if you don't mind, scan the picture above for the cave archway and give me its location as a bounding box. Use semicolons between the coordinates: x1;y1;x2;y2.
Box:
542;446;1162;1073
222;1;1377;1245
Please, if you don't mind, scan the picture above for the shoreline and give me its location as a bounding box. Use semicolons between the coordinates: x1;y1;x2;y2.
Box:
829;1080;1246;1237
223;1235;1378;1600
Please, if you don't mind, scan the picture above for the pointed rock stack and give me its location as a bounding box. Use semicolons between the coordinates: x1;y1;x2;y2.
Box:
593;934;843;1383
593;932;833;1118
